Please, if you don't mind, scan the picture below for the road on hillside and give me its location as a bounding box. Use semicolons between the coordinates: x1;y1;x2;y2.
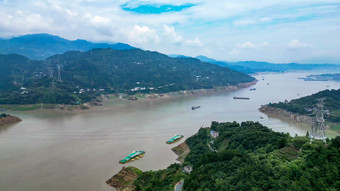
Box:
175;180;184;191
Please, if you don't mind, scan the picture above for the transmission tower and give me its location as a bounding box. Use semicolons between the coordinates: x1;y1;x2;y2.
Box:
309;99;326;143
46;60;54;78
57;64;62;82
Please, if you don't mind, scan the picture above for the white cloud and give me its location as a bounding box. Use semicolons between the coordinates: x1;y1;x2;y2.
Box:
287;39;314;49
184;37;203;47
163;24;184;44
126;24;160;44
0;11;53;35
163;24;203;46
229;41;270;55
84;13;111;27
234;17;272;26
239;42;256;49
234;19;257;26
0;0;339;63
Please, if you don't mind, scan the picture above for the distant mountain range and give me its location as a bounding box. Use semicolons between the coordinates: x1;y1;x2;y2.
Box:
195;55;340;74
0;33;134;60
1;33;338;105
0;49;254;105
1;33;339;73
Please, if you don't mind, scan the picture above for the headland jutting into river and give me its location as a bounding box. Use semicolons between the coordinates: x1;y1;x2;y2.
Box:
0;113;22;126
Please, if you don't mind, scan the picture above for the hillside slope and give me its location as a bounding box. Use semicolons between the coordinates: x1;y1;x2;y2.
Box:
116;121;339;191
267;89;340;122
0;49;255;105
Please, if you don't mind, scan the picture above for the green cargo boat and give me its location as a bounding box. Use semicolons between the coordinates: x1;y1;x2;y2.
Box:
119;150;145;164
166;135;184;144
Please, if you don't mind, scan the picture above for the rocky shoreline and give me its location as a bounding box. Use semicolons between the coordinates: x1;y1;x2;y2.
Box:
106;166;142;191
259;105;313;125
171;142;190;163
137;81;257;100
0;114;22;126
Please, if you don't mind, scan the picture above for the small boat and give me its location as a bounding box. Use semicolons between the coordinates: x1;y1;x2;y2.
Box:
249;88;256;91
119;150;145;164
166;135;184;144
260;117;264;119
233;96;250;100
191;106;201;110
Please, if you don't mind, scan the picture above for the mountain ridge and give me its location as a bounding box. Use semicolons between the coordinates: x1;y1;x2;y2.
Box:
0;33;134;60
0;48;255;105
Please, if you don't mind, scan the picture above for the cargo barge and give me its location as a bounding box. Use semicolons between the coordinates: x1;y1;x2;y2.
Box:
119;150;145;164
191;106;201;110
166;135;184;144
233;96;250;100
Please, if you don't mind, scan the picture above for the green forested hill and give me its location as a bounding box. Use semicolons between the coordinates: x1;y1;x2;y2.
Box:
0;48;254;105
132;121;339;191
269;89;340;122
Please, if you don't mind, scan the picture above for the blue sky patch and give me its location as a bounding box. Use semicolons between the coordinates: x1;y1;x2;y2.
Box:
121;3;196;14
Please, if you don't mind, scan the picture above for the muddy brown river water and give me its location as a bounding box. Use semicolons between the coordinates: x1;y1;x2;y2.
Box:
0;72;339;191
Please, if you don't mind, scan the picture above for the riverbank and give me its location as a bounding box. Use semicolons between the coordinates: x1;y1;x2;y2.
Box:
259;105;313;125
259;105;340;137
136;81;257;101
106;142;190;190
0;114;22;126
171;142;190;163
106;166;142;191
1;81;257;112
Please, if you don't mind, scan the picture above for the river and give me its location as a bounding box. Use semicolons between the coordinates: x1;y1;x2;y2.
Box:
0;72;339;191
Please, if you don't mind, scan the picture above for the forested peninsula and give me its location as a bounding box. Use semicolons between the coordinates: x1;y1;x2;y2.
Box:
107;121;339;191
260;89;340;135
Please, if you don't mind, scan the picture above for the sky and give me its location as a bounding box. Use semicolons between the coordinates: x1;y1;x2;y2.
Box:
1;0;340;64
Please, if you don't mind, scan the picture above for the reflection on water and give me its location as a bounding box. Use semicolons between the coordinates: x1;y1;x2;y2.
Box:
0;72;339;191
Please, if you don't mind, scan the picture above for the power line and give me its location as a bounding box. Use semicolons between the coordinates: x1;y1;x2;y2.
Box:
57;64;62;83
309;99;326;143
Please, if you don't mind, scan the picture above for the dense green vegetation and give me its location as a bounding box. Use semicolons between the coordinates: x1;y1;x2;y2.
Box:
269;89;340;122
0;48;254;105
133;121;339;191
134;163;186;191
0;113;8;118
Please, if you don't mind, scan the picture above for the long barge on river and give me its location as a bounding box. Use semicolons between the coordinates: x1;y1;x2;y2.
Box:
191;106;201;110
119;150;145;164
233;96;250;100
166;135;184;144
